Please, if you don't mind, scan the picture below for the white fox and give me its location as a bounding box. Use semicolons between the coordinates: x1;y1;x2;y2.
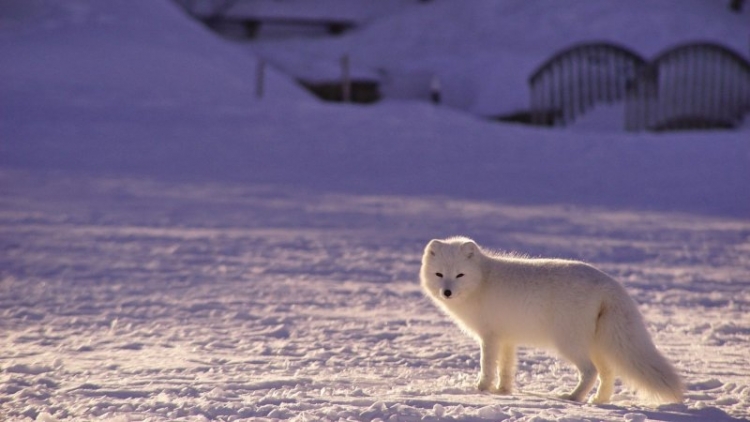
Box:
420;236;683;404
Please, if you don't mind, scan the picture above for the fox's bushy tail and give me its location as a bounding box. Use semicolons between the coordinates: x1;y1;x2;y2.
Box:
596;289;684;404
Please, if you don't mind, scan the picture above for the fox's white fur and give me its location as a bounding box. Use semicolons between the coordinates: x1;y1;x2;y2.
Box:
420;236;683;404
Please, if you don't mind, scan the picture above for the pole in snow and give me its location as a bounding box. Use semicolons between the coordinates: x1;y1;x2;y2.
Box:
430;74;442;104
341;54;351;102
256;59;266;99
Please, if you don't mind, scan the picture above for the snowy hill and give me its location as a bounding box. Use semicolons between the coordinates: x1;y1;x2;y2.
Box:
0;0;310;108
1;1;750;421
2;0;749;216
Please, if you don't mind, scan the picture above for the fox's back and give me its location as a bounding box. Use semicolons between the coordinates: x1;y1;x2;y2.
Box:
476;256;618;343
485;255;617;294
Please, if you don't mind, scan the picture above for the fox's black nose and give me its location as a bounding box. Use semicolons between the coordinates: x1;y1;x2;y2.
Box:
442;289;452;298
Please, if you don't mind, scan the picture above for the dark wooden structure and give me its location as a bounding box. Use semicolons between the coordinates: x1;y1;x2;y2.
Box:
179;0;359;38
200;15;356;38
299;80;381;103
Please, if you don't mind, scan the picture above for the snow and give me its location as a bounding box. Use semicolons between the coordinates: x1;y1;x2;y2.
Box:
250;0;750;115
2;173;749;421
1;0;750;421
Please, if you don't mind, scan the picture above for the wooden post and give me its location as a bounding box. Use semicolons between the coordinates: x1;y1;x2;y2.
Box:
256;59;265;99
430;74;442;104
341;54;351;102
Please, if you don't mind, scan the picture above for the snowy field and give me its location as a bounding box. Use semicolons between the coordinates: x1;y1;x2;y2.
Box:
2;0;750;421
1;171;750;421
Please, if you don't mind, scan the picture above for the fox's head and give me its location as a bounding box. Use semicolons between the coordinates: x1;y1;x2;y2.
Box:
420;237;483;303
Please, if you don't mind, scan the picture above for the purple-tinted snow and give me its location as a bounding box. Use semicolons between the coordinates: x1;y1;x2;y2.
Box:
1;1;749;421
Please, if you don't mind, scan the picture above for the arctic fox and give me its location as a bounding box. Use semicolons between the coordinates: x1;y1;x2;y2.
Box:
420;236;683;404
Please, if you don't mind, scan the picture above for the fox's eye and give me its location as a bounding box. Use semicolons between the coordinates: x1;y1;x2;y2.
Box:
435;273;443;278
456;273;465;278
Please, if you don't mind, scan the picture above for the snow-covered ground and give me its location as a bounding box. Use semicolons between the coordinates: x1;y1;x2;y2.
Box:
2;171;750;421
1;1;749;421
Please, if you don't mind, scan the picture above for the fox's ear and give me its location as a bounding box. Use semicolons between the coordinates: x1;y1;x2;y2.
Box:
460;241;478;259
426;239;443;256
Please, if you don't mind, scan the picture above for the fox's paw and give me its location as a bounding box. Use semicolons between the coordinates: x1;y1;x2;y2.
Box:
559;393;585;402
589;395;611;405
495;385;512;395
477;381;512;395
476;379;494;392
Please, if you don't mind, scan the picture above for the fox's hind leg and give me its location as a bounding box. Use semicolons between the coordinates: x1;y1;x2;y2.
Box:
591;353;614;404
557;343;598;402
561;358;597;402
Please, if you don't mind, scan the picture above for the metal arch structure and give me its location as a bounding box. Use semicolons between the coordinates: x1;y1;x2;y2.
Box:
528;42;647;126
625;42;750;131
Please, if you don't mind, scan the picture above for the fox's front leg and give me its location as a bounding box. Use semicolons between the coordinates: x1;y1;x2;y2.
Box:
477;339;499;392
497;343;516;394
